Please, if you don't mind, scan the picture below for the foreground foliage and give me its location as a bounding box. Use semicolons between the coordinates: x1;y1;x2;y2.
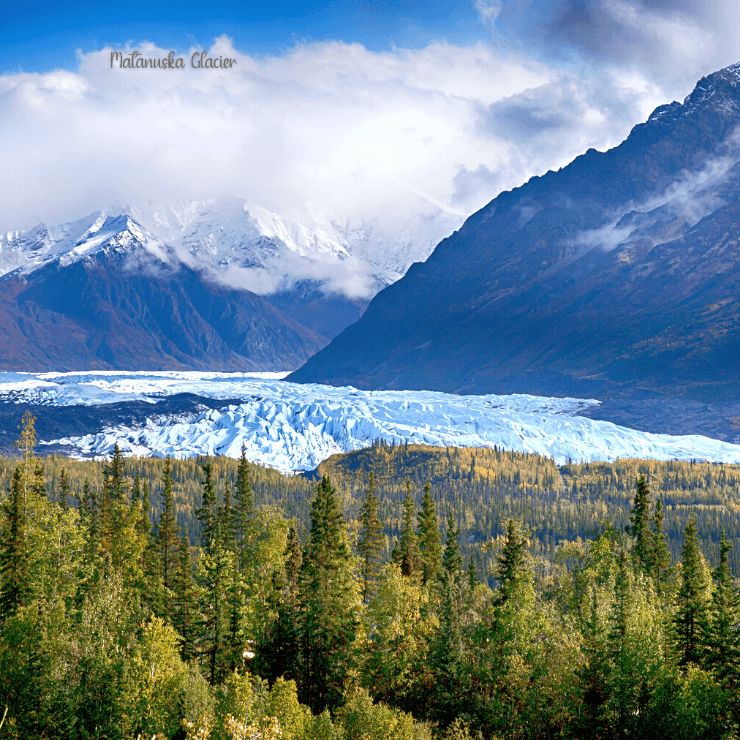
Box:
0;416;739;738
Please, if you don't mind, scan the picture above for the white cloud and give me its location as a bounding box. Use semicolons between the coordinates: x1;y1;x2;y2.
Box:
0;34;665;241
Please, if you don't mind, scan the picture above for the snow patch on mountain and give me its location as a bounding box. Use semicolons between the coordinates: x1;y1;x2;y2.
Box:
0;197;463;299
0;213;171;279
6;371;740;472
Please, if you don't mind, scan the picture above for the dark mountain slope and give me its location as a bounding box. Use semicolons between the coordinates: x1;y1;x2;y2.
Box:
0;221;327;371
289;63;740;401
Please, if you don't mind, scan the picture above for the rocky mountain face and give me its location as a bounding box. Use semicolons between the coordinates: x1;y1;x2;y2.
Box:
290;63;740;411
0;215;326;371
0;198;462;342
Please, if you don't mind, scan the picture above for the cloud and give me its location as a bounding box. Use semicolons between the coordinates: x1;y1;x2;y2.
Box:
0;37;552;235
492;0;740;92
0;33;668;240
2;17;738;295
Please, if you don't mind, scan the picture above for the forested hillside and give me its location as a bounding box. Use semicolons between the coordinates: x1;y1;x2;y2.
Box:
2;417;740;737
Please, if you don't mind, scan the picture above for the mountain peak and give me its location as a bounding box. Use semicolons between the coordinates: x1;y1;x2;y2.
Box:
289;61;740;404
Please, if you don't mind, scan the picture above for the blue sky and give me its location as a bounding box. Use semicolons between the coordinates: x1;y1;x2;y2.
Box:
1;0;489;74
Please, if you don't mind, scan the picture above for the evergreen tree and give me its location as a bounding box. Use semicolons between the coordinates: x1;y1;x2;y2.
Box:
442;513;462;583
14;410;36;504
466;556;478;590
357;471;383;602
298;476;360;713
58;467;71;511
626;475;653;572
234;443;255;567
103;443;127;501
197;462;217;555
156;458;180;617
649;498;672;594
31;460;45;500
418;480;442;585
673;515;711;666
0;468;29;620
132;474;141;505
707;532;740;688
432;513;467;726
172;525;199;661
399;481;421;578
493;518;527;606
87;483;101;564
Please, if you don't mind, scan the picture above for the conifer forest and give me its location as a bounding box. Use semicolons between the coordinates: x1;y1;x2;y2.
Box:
3;412;740;739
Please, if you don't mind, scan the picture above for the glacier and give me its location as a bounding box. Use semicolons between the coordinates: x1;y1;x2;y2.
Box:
3;371;740;473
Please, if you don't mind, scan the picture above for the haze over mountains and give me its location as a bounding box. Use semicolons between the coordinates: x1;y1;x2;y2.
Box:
0;198;461;370
291;63;740;414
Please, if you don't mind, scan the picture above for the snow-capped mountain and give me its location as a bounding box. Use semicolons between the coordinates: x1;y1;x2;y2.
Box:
0;212;326;372
0;212;172;279
0;197;463;297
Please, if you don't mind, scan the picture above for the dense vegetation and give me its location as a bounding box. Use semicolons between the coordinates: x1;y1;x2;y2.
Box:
2;415;740;738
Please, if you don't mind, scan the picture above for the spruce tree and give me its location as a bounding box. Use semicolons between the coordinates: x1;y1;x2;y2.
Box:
58;467;71;511
173;526;199;661
103;443;127;501
707;532;740;688
14;411;36;504
156;458;180;616
418;480;442;585
649;498;672;594
357;471;383;602
298;476;360;713
494;518;527;606
466;555;478;590
234;443;255;568
87;484;101;563
626;475;653;572
433;512;466;726
442;512;462;583
399;481;421;578
197;462;217;555
673;515;711;666
0;468;29;620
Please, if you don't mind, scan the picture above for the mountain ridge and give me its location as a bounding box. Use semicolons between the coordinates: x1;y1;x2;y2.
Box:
288;62;740;403
0;217;327;371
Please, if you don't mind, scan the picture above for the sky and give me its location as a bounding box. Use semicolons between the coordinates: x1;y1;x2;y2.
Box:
3;0;740;239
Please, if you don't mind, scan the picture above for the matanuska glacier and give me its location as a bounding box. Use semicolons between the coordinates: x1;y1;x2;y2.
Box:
4;371;740;473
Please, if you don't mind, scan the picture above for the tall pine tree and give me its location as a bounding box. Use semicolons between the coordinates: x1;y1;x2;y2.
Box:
399;481;421;578
673;515;711;666
707;532;740;689
156;458;180;617
418;480;442;585
357;471;383;602
626;475;653;572
298;476;360;713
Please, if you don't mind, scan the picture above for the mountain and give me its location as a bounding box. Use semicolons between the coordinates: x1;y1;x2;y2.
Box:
0;215;326;371
1;198;462;341
289;63;740;409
